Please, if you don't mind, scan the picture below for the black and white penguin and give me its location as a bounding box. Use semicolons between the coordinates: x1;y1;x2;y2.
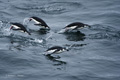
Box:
59;22;91;33
29;16;50;30
10;23;31;35
44;46;69;55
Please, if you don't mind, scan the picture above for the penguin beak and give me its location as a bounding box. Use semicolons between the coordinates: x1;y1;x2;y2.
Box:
29;18;32;21
85;24;91;28
10;26;13;30
65;48;69;51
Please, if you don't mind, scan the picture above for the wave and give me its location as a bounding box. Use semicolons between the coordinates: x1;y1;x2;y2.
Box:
12;1;83;15
88;24;120;40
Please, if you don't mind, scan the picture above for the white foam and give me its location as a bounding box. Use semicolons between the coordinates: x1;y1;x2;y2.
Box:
23;17;29;25
57;29;66;34
0;21;3;27
2;28;12;36
29;38;43;43
34;38;43;43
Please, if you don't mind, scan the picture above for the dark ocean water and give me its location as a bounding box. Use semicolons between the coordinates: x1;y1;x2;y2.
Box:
0;0;120;80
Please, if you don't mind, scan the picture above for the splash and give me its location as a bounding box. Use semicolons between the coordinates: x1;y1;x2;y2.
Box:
57;29;66;34
29;38;43;43
34;38;43;43
23;17;30;25
0;21;3;27
0;21;12;36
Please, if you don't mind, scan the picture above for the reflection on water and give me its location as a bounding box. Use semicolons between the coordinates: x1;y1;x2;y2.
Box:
29;28;50;35
64;31;85;41
38;28;50;34
45;54;67;65
7;34;44;51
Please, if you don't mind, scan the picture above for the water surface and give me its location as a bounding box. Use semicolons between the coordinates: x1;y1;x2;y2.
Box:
0;0;120;80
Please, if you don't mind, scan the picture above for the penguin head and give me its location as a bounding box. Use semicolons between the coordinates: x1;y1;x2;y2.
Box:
63;47;69;51
29;18;32;21
10;26;13;30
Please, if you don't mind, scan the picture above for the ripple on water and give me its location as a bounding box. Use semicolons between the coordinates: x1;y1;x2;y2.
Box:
12;1;83;15
88;24;120;40
40;2;83;14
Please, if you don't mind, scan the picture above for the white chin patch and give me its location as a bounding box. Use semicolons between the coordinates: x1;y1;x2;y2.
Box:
69;26;77;29
47;49;57;53
13;25;20;29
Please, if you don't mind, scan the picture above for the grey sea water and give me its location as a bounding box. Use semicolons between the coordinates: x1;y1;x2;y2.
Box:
0;0;120;80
